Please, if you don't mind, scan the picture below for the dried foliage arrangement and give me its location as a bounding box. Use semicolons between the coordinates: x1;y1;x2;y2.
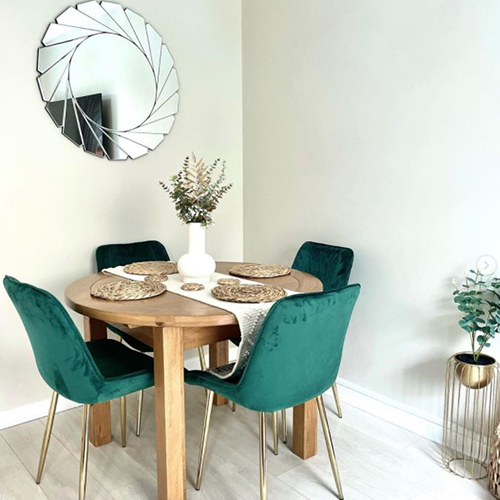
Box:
159;153;232;226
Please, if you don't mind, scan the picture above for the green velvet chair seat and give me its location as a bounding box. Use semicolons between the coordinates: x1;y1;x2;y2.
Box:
107;324;152;352
185;367;240;401
185;285;360;413
86;339;154;403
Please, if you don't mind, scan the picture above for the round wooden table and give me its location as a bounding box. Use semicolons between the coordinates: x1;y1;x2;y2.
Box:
65;262;322;500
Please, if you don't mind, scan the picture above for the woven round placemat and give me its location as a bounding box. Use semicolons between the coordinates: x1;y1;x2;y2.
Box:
217;278;241;286
144;273;169;283
124;261;178;276
91;280;166;301
212;284;286;303
229;264;291;279
181;283;205;291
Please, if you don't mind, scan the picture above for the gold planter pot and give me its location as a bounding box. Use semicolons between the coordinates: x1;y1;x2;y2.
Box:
442;352;500;480
455;353;496;390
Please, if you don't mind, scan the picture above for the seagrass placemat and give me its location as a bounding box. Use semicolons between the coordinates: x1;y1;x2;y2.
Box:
229;264;291;279
212;284;286;303
217;278;241;286
181;283;205;291
91;280;166;301
123;261;178;276
144;273;170;283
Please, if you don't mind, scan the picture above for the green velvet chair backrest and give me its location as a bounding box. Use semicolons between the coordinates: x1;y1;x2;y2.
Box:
235;284;360;412
3;276;105;404
95;240;170;272
292;241;354;292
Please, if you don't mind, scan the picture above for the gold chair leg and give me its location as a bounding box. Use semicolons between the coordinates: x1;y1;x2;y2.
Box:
317;395;344;500
79;404;91;500
232;401;237;412
120;396;127;447
281;409;287;444
196;390;215;490
198;346;210;397
259;412;268;500
136;390;144;437
272;412;279;455
332;383;343;419
198;346;207;371
36;391;58;484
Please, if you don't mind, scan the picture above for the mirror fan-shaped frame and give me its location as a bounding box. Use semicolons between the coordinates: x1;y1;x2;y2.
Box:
36;1;180;160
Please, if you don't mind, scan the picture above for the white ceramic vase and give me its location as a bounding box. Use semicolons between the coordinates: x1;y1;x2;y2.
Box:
177;223;216;284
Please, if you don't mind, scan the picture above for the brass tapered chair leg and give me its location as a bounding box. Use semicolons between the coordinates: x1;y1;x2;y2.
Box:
198;346;210;397
196;390;215;490
231;401;237;412
79;404;91;500
317;395;344;500
272;412;279;455
136;390;144;437
120;396;127;447
281;409;287;444
259;413;268;500
332;383;343;419
197;346;207;371
36;391;59;484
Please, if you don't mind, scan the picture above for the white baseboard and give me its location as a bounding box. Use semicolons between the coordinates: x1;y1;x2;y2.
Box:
0;349;442;445
0;396;82;431
335;377;444;444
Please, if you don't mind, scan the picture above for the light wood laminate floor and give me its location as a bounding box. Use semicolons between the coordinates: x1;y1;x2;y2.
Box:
0;386;491;499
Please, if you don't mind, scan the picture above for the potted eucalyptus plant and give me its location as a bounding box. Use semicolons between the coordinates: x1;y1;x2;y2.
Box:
160;153;232;283
453;269;500;388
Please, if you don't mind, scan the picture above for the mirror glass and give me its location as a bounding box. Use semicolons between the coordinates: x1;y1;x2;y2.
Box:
37;1;180;160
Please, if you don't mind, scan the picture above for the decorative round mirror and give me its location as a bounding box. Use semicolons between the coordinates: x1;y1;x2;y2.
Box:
36;1;180;160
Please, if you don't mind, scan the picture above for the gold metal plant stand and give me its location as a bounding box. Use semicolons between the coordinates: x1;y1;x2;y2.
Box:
442;353;500;480
489;424;500;498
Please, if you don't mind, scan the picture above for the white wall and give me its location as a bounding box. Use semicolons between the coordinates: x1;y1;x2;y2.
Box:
0;0;242;414
4;0;500;430
242;0;500;422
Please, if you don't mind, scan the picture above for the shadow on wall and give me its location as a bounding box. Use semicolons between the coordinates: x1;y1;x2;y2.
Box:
403;296;464;418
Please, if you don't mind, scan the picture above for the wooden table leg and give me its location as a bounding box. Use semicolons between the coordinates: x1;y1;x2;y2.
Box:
209;340;229;406
83;317;112;447
293;399;318;459
154;327;187;500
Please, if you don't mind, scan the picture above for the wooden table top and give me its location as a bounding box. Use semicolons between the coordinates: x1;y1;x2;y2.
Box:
65;262;323;328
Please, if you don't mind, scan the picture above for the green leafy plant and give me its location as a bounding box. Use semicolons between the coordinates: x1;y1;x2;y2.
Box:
160;153;232;226
453;270;500;363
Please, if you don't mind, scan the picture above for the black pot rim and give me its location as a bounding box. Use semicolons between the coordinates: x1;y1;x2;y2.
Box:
455;352;496;366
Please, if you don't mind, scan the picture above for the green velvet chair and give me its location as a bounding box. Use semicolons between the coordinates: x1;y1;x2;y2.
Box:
95;240;171;352
292;241;354;421
230;241;355;446
95;240;208;437
185;284;360;500
3;276;155;500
